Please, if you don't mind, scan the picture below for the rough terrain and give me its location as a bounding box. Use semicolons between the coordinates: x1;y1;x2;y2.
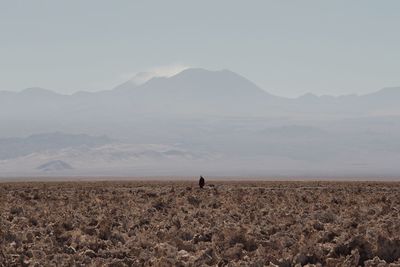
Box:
1;180;400;266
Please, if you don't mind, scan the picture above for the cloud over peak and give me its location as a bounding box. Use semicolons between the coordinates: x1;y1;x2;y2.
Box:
129;64;190;85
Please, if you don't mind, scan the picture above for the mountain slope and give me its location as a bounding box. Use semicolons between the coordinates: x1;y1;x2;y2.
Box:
37;160;73;172
1;68;400;123
124;68;279;115
0;132;112;160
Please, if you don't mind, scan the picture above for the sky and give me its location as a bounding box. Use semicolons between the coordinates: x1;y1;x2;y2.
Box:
1;0;400;97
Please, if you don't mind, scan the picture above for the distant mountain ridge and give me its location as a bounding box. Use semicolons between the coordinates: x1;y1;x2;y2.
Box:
2;69;400;177
37;160;73;172
1;68;400;139
0;132;112;160
2;69;398;100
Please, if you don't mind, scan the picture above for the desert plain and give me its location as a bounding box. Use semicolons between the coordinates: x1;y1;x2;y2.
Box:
1;180;400;266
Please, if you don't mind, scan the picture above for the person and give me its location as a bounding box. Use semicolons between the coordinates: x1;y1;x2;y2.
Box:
199;176;205;189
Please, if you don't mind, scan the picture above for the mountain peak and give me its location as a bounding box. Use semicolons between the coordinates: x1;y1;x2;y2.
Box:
139;67;272;98
173;68;238;78
37;160;73;172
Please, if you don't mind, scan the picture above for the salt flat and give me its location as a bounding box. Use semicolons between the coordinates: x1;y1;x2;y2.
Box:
1;181;400;266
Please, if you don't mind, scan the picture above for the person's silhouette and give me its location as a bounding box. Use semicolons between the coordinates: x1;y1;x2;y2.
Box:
199;176;205;189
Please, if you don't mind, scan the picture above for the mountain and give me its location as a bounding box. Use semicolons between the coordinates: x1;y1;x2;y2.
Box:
2;69;400;177
37;160;73;172
0;68;277;122
20;87;62;97
2;125;400;177
1;69;400;159
1;68;400;120
138;68;272;99
120;68;280;115
364;87;400;100
112;80;137;93
291;87;400;116
0;138;218;176
0;132;112;160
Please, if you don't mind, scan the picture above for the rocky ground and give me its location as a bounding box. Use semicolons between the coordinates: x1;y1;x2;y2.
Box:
1;180;400;266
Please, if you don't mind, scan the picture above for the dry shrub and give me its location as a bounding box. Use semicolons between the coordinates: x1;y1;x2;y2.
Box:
10;206;23;215
331;236;373;263
1;181;400;266
187;196;201;207
376;236;400;263
152;199;167;210
98;220;112;240
314;210;336;224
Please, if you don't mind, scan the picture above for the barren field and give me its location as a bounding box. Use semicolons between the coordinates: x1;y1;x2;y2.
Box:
1;181;400;266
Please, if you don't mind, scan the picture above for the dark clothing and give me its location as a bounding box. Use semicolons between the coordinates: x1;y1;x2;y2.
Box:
199;176;205;188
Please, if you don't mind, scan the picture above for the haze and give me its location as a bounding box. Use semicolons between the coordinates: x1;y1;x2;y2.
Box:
1;1;400;97
1;1;400;178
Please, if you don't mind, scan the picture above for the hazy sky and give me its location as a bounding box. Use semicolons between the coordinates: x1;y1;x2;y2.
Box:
1;0;400;97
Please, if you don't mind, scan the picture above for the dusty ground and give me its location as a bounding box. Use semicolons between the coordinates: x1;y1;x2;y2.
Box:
1;180;400;267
